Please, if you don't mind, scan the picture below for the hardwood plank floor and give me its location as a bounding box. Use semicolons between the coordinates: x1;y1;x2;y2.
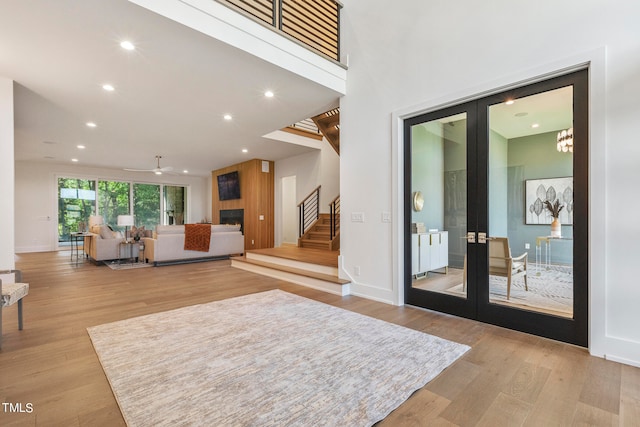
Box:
1;251;637;426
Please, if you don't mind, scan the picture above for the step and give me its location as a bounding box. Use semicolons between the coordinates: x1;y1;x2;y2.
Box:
245;251;338;275
307;231;331;240
300;240;332;250
231;256;350;296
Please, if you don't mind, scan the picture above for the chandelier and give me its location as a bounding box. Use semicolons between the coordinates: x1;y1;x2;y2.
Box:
557;127;573;153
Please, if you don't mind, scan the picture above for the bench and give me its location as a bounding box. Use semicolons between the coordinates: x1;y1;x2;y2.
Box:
1;270;29;349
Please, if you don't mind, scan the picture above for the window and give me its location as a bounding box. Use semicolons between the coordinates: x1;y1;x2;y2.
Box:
57;177;188;248
57;178;96;243
134;184;161;229
98;180;132;230
164;185;187;225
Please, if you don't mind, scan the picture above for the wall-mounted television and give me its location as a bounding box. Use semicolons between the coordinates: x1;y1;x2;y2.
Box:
217;171;241;201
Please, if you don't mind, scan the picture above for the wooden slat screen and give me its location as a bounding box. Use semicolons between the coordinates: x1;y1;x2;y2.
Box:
282;0;339;60
219;0;275;26
216;0;341;61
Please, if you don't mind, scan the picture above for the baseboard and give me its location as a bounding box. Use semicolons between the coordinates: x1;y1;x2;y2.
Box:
153;255;230;266
15;245;52;253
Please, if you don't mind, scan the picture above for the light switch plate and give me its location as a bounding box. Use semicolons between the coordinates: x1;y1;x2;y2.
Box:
351;212;365;222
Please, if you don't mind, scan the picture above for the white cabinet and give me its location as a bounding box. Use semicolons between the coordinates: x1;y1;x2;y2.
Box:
412;231;448;277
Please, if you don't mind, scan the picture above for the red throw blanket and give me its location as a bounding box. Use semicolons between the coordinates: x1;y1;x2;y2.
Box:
184;224;211;252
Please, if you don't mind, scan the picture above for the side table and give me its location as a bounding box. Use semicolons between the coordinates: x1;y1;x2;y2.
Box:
118;240;138;266
70;232;92;265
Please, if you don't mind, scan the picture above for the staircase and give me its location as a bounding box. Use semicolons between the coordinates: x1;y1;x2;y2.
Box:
311;108;339;155
298;214;339;251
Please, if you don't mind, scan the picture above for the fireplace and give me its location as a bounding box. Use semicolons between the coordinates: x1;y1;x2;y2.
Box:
220;209;244;234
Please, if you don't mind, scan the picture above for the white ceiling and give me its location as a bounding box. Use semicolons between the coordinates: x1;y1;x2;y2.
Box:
0;0;341;177
490;85;573;140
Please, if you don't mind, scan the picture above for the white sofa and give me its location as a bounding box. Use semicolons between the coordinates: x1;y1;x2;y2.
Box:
84;223;140;262
143;224;244;265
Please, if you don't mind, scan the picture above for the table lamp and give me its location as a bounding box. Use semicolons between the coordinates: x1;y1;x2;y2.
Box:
117;215;135;242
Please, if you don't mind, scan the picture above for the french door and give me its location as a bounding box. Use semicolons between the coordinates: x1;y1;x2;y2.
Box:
404;70;588;346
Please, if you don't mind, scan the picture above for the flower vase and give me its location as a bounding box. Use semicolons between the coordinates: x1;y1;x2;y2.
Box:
550;218;561;237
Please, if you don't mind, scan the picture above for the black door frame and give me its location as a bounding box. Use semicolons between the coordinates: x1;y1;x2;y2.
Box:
404;69;588;347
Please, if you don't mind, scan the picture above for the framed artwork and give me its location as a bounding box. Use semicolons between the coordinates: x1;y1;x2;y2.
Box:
525;177;573;225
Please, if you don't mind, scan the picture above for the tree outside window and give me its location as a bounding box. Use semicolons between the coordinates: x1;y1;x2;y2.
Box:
98;180;131;231
134;183;161;229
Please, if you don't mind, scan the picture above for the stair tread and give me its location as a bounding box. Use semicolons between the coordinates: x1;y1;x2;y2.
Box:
233;257;350;285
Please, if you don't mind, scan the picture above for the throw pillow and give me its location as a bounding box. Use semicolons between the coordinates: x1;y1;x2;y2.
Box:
99;225;113;239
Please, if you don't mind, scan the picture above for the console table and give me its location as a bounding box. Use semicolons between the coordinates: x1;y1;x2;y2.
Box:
535;236;572;272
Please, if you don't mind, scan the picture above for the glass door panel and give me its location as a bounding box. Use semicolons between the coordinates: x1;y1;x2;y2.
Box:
487;87;574;318
410;113;468;297
405;102;477;319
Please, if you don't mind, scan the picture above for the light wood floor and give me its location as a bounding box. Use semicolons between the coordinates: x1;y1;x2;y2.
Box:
1;251;638;426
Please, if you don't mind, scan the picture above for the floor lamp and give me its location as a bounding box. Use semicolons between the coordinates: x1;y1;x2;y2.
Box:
117;215;134;242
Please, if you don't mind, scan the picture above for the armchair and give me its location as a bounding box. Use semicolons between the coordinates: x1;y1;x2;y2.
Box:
489;237;528;299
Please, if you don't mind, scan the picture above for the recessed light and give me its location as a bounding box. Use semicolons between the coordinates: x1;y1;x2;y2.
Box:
155;171;162;175
531;123;540;128
242;149;248;153
183;170;189;174
223;114;232;121
71;158;79;162
102;84;115;92
264;90;274;98
505;100;515;105
77;145;86;149
86;122;97;128
120;40;135;51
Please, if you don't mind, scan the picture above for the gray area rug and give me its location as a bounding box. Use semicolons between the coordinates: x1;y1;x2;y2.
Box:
88;290;469;426
446;265;573;315
105;261;152;271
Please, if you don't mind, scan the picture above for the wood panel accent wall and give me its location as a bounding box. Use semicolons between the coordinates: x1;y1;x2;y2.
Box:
212;159;274;251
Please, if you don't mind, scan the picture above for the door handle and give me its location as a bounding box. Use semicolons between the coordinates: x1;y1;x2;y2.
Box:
478;232;487;244
466;232;476;243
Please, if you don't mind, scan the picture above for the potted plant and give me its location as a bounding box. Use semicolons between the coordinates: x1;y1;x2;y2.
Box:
544;199;564;237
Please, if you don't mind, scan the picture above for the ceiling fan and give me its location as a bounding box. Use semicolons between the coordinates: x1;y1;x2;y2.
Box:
124;155;174;175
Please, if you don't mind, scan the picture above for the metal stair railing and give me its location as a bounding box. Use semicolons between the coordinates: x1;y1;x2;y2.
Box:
329;194;340;239
298;186;321;238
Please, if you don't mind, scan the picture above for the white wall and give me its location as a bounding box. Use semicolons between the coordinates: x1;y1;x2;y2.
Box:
340;0;640;366
15;160;211;253
0;78;14;271
274;140;340;247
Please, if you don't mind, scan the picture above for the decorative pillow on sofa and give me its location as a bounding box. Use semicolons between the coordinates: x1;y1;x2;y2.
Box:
99;225;113;239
